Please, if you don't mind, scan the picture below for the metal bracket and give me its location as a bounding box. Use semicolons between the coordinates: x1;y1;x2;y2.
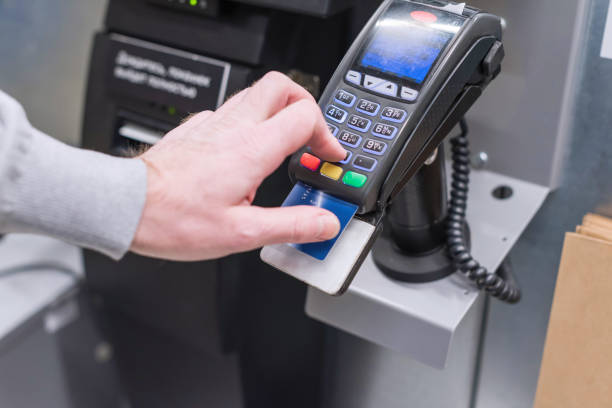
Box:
305;168;549;368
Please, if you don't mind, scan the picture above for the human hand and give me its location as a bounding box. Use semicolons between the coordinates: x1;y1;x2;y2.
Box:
130;72;347;261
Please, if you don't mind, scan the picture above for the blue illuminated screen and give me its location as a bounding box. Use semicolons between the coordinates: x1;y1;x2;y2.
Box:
359;23;453;84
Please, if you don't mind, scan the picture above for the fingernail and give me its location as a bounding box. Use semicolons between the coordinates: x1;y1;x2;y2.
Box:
317;214;341;240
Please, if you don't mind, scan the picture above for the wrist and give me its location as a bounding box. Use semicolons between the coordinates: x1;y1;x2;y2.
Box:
131;157;164;256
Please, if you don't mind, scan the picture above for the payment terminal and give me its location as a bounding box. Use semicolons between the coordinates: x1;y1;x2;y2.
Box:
261;0;505;295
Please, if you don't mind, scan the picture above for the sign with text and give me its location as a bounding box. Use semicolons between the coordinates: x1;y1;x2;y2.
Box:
108;35;230;112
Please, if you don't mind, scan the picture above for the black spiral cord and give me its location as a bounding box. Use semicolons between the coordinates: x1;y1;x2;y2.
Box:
446;118;522;304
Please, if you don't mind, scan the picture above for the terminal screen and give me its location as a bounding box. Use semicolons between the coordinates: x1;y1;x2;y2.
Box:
358;20;454;84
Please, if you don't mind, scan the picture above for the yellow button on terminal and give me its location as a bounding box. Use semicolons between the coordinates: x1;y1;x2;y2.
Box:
320;162;343;180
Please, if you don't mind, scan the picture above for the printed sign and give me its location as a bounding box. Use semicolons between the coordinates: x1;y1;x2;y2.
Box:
108;35;230;112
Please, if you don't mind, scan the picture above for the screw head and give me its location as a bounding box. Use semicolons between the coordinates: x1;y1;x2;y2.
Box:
471;151;489;169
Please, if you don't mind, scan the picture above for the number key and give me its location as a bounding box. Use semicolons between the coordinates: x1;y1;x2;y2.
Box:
356;99;380;116
326;105;348;123
338;130;362;148
347;114;372;132
372;123;398;139
381;107;407;123
327;123;339;137
363;139;387;155
334;90;356;107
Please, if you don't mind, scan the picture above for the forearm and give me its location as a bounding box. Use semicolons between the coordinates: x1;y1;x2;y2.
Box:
0;91;146;260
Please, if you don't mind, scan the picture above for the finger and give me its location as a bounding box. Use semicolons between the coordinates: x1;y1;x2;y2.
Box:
229;71;315;123
250;98;346;177
227;206;341;252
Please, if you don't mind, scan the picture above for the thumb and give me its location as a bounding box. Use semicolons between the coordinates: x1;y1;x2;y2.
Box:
228;206;341;252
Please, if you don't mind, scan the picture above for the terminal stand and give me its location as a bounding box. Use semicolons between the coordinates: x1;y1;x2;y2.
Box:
373;145;469;283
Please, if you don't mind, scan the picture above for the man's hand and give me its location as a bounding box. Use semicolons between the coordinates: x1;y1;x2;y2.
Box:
130;72;347;261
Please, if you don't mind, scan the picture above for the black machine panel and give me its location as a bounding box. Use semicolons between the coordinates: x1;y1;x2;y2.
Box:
147;0;358;18
148;0;221;16
80;0;378;406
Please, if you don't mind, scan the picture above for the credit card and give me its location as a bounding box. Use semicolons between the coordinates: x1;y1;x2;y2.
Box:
282;182;358;260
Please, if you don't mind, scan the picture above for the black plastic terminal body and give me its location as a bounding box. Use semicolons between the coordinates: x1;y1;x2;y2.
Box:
288;0;503;228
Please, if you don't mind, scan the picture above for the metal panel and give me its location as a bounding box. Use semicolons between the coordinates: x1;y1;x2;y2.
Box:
475;1;612;406
320;296;485;408
306;168;549;370
465;0;590;188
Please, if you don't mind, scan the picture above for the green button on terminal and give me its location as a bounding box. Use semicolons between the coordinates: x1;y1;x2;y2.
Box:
342;171;367;188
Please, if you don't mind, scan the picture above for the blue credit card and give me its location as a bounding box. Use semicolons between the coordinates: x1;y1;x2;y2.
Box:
282;182;358;260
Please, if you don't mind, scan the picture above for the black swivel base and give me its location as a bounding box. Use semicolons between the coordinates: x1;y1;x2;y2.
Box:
373;144;472;283
373;222;470;284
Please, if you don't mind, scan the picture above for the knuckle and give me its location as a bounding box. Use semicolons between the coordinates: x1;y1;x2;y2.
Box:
290;214;308;242
261;71;298;98
262;71;290;86
230;216;262;250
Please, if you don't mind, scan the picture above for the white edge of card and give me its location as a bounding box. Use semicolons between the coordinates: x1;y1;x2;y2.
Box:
260;218;376;295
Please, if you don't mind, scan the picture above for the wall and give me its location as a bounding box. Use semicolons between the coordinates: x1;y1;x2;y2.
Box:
0;0;106;145
466;0;589;188
476;0;612;406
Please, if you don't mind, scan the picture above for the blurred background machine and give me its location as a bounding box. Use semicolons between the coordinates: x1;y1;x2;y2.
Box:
1;0;610;407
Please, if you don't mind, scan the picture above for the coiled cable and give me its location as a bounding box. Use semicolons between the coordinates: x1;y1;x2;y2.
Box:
445;118;521;304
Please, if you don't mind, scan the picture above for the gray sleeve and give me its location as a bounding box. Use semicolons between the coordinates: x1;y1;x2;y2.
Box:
0;90;147;260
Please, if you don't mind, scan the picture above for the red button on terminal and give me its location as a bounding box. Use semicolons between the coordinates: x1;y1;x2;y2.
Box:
410;10;437;23
300;153;321;171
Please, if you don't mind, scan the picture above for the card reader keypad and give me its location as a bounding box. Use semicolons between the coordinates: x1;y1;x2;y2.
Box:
372;123;397;139
353;155;377;172
301;85;410;190
347;114;372;132
335;90;356;107
320;163;343;180
327;123;339;137
300;152;321;172
381;107;407;122
356;99;380;116
363;139;387;155
344;70;420;103
338;130;361;147
326;105;348;123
